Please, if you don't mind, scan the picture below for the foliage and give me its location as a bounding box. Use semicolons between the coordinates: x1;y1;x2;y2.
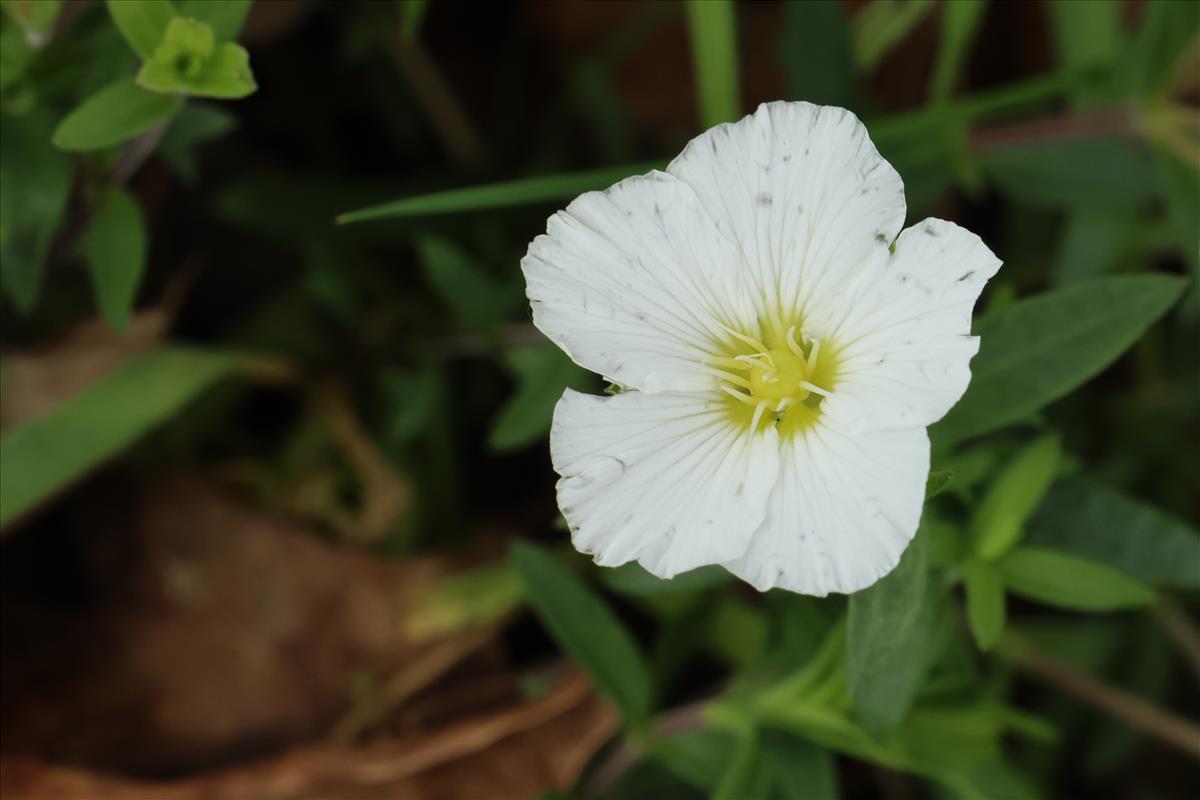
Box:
1;1;1198;798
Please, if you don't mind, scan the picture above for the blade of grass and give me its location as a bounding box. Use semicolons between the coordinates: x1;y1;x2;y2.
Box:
685;0;741;128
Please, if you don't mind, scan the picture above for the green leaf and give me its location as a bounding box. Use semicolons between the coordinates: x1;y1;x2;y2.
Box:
1116;0;1200;95
0;348;237;527
378;366;443;445
928;0;986;102
925;468;953;498
980;136;1157;212
777;0;856;107
2;0;62;37
652;729;736;793
759;730;839;800
711;730;770;800
157;102;238;182
1025;475;1200;589
1154;150;1199;278
82;186;147;331
964;559;1006;651
106;0;176;59
176;0;253;41
53;77;183;151
416;236;516;331
336;161;663;222
0;118;71;310
1048;0;1124;105
969;434;1061;560
998;547;1157;611
400;0;429;42
847;529;937;737
933;273;1189;445
137;17;256;99
603;563;729;597
488;346;588;451
684;0;740;129
1051;210;1130;285
852;0;936;71
0;19;33;90
510;541;653;727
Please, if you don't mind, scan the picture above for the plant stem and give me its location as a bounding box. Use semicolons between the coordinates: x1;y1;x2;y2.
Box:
1155;600;1200;675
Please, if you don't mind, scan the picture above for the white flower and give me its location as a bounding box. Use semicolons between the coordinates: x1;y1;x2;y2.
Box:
521;102;1001;595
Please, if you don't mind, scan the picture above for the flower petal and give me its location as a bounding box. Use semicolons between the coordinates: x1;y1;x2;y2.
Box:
724;423;929;595
523;171;758;393
552;389;780;578
822;218;1002;433
666;101;905;335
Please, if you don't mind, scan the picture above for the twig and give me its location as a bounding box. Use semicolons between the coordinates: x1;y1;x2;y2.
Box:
969;105;1141;153
1003;639;1200;762
1155;600;1200;676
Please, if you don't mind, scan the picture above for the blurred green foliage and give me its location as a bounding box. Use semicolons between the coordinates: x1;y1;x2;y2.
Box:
1;1;1198;798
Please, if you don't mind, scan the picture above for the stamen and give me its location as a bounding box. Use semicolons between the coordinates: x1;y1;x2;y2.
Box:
716;322;769;353
735;353;772;367
785;326;805;359
807;338;821;373
721;385;759;406
774;397;794;412
749;399;769;431
800;380;831;398
701;367;752;388
708;357;754;371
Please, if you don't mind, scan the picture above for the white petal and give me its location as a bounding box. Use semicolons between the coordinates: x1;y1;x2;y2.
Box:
552;389;780;578
523;171;759;394
822;218;1002;433
724;423;929;595
666;101;905;335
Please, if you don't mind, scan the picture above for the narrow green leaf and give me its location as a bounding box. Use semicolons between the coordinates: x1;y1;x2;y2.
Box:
400;0;429;42
1154;149;1199;279
980;136;1156;212
777;0;856;107
82;186;147;331
106;0;176;59
970;434;1061;560
52;77;183;151
1052;211;1130;285
711;730;769;800
685;0;741;128
604;562;729;597
964;559;1006;651
651;729;737;793
847;529;938;736
336;161;662;223
416;236;516;330
759;731;839;800
925;468;953;498
0;348;237;527
852;0;936;71
1025;475;1200;589
929;0;987;102
0;119;71;311
998;547;1157;611
488;346;588;451
176;0;253;41
0;20;34;91
510;541;653;727
1048;0;1124;106
2;0;62;36
1116;0;1200;95
934;274;1189;445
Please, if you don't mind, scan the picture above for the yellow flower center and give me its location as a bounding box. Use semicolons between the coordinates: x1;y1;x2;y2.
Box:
708;324;835;436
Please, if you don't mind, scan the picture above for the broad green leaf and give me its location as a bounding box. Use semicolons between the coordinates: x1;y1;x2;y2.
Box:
847;529;936;736
925;468;953;498
651;729;736;793
82;186;147;331
415;236;516;331
928;0;986;102
336;161;662;222
964;559;1006;651
1;0;62;37
0;348;237;527
759;730;839;800
106;0;176;59
378;366;442;445
852;0;935;71
1025;475;1200;589
0;118;70;310
176;0;253;41
158;102;238;182
980;136;1156;212
998;547;1156;611
969;434;1061;560
933;274;1189;445
1052;210;1130;285
488;346;588;451
53;77;183;151
684;0;740;129
510;541;653;727
137;17;256;98
777;0;856;107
